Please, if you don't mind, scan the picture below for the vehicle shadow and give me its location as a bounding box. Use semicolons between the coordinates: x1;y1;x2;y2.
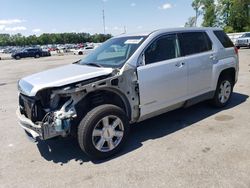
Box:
36;92;248;165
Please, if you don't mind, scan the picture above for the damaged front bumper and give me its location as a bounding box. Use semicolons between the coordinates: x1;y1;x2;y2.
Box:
16;109;69;141
17;109;42;140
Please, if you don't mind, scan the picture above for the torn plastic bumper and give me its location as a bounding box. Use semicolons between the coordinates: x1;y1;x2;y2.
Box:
16;108;70;141
16;109;42;140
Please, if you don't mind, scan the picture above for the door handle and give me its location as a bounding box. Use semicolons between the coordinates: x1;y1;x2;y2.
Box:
175;62;185;67
209;54;216;60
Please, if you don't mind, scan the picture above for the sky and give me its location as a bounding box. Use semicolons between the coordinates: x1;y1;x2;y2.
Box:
0;0;202;36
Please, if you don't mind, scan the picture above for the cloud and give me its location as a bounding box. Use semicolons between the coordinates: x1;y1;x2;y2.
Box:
4;26;27;31
130;2;136;7
159;3;173;10
0;25;5;31
32;28;41;33
0;19;26;25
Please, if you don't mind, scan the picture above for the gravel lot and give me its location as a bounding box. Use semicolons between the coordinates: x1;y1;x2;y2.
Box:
0;50;250;188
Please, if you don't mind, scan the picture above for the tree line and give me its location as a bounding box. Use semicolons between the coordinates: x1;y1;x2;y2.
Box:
185;0;250;33
0;32;112;46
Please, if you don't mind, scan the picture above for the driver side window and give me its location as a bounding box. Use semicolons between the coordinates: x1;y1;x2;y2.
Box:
145;34;179;64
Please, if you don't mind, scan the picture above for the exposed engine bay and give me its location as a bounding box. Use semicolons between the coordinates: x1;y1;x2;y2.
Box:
18;66;140;140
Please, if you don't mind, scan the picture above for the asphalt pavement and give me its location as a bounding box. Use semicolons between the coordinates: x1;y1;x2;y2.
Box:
0;50;250;188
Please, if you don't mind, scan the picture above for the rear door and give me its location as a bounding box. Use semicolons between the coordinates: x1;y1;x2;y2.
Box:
177;31;214;97
137;34;188;117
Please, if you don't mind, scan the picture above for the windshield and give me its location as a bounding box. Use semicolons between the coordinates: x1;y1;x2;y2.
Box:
241;33;250;38
78;36;146;68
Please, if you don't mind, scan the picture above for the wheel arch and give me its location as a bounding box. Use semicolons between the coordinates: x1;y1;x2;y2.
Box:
74;88;132;124
210;67;235;107
217;67;236;86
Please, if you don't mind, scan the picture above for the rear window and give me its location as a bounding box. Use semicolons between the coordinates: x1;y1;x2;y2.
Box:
178;32;212;56
213;30;234;48
241;33;250;38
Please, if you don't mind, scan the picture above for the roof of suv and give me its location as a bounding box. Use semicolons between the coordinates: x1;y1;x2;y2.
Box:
115;27;222;38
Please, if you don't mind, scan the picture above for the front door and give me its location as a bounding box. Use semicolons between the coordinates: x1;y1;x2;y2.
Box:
137;34;188;118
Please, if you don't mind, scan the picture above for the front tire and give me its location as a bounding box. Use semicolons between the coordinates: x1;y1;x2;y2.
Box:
78;104;129;160
211;76;233;107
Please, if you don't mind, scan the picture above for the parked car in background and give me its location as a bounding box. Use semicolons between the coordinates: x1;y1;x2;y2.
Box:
73;46;94;55
11;48;51;60
17;28;239;159
40;46;50;52
235;33;250;49
3;47;14;54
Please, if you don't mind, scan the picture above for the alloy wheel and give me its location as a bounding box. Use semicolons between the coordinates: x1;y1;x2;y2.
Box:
218;80;231;104
92;115;124;152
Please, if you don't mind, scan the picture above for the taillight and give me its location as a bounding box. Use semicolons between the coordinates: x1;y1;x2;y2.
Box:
234;46;238;55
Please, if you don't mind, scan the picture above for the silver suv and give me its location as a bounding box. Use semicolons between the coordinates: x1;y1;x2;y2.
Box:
235;33;250;49
17;28;239;159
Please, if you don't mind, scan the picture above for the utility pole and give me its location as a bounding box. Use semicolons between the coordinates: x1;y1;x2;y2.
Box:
102;8;106;34
123;26;126;34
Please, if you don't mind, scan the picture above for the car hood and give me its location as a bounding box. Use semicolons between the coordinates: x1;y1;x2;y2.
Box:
18;64;113;96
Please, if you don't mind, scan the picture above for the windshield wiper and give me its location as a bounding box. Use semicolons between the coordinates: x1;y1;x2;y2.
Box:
73;59;81;64
85;62;103;68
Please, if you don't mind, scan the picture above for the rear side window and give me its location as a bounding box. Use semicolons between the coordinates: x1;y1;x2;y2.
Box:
213;30;234;48
178;32;212;56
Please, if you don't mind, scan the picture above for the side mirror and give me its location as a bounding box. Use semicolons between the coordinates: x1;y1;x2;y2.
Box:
138;53;145;67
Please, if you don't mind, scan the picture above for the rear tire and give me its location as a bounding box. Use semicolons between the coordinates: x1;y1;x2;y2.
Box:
78;104;129;160
211;76;233;107
35;54;40;58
